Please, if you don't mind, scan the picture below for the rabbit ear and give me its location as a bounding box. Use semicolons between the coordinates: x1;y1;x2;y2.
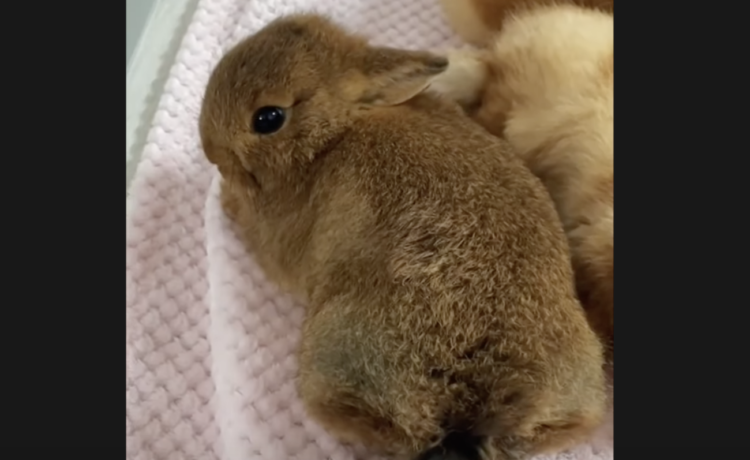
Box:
351;47;449;106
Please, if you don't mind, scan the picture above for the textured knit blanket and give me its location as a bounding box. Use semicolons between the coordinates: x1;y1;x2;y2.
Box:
125;1;614;459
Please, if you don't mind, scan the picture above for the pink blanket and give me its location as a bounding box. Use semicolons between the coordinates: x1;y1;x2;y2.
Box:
125;1;613;459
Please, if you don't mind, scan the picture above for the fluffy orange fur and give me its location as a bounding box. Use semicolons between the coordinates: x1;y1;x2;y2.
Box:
200;14;606;460
430;2;614;356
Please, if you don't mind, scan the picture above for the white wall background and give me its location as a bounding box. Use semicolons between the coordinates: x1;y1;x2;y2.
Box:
126;0;198;196
126;0;157;66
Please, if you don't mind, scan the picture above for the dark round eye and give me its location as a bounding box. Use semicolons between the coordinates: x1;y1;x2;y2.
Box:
252;106;286;134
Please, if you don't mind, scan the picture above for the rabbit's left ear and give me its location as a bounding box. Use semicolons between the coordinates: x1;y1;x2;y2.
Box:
345;47;448;106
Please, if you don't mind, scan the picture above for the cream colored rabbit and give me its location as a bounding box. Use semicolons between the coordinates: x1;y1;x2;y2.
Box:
439;0;613;45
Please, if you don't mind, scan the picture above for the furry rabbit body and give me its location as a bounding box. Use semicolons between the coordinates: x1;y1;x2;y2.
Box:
200;14;605;460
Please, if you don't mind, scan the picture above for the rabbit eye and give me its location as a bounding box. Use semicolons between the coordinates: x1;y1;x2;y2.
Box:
252;106;286;134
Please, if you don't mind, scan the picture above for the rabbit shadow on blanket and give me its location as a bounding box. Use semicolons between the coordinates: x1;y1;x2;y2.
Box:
199;14;606;460
430;0;615;359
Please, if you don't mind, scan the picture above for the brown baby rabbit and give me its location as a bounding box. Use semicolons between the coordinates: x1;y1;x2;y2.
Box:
430;2;614;357
199;14;606;460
